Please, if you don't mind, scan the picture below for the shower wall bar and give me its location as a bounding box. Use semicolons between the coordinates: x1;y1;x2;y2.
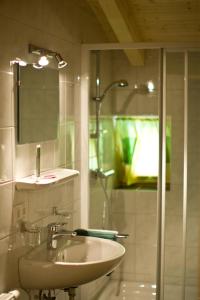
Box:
156;48;166;300
82;42;200;51
182;51;189;300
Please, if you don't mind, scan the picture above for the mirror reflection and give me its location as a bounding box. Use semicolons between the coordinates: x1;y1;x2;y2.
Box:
16;64;59;144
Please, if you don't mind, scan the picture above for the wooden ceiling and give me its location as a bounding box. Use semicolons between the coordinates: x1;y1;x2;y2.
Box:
86;0;200;65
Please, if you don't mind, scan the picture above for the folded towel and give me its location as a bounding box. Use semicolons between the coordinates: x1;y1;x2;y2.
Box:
74;228;118;241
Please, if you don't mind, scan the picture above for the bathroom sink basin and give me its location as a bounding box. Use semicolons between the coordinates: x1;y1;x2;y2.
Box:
19;235;125;289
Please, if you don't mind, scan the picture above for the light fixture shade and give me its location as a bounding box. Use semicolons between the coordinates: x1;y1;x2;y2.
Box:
18;60;27;67
55;53;68;69
10;58;27;66
33;63;43;69
38;55;49;66
58;60;68;68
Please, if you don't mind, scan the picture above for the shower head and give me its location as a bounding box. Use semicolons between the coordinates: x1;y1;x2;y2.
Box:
93;79;128;102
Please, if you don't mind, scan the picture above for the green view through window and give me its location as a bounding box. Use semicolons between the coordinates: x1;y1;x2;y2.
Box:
114;116;171;189
89;116;171;190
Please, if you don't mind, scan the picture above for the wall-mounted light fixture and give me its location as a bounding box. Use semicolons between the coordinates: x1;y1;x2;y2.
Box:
55;53;68;69
10;57;27;66
29;44;68;69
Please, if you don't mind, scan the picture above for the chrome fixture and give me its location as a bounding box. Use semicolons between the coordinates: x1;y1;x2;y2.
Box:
47;222;77;249
55;53;68;68
10;57;27;66
29;44;68;69
93;79;128;102
36;144;41;181
90;168;115;179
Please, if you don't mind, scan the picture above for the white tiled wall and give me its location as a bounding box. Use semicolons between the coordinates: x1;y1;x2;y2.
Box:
110;190;157;283
89;50;160;285
89;49;200;299
0;0;108;298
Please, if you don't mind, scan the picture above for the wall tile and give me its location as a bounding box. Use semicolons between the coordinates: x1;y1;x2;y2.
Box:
66;83;75;119
170;152;184;185
187;184;200;217
135;191;157;214
187;151;200;185
188;89;200;121
166;89;184;121
59;81;66;123
186;246;199;282
112;213;135;244
135;245;157;279
171;120;184;154
0;183;13;239
166;52;184;91
186;216;200;247
0;71;13;127
117;244;135;275
111;190;135;214
0;128;13;182
165;215;183;246
15;144;33;179
165;184;183;216
136;94;158;115
135;214;157;245
185;286;199;300
0;236;10;291
57;124;66;167
164;284;182;300
165;246;183;278
188;120;200;153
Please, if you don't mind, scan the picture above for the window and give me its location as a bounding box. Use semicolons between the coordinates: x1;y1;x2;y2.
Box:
114;116;171;189
89;116;171;190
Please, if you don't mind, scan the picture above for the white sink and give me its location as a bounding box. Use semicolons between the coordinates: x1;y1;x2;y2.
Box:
19;235;125;289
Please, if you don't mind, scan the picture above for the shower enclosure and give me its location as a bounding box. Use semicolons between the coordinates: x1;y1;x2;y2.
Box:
80;44;200;300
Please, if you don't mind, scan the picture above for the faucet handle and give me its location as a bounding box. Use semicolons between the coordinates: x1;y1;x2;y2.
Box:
47;223;67;232
47;222;67;233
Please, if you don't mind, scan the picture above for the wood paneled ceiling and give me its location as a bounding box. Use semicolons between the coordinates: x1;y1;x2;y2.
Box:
86;0;200;65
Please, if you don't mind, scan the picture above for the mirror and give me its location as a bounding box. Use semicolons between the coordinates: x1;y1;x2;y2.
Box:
16;64;59;144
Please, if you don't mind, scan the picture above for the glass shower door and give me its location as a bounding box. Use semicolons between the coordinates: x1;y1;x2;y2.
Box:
164;51;185;300
164;50;200;300
185;51;200;300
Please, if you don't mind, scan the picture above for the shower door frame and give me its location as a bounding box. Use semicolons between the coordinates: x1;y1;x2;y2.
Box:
80;42;200;300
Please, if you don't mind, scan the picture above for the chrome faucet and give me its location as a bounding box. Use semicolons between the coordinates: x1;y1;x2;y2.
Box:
47;222;77;249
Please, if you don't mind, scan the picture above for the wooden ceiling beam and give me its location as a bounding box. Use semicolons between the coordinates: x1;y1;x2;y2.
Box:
96;0;144;65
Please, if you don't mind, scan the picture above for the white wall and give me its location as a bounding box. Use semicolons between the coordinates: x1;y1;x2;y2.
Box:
0;0;107;297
